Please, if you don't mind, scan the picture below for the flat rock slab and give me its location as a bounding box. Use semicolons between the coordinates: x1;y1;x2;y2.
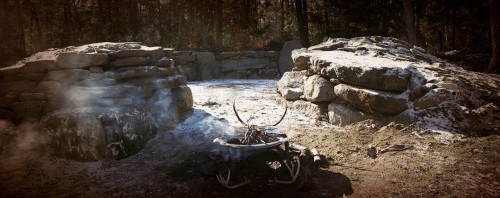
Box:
22;60;59;73
295;50;412;92
0;60;58;77
334;84;408;116
41;106;157;161
112;46;164;59
57;53;108;69
109;57;151;67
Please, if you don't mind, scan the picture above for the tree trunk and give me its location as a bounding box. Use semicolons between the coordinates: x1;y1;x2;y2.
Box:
62;0;73;45
0;0;26;67
130;0;139;40
295;0;309;47
281;0;285;39
451;4;457;49
323;0;330;37
403;0;418;46
214;0;223;48
489;0;499;73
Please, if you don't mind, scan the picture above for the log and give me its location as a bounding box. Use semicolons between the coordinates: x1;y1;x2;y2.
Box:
311;148;321;162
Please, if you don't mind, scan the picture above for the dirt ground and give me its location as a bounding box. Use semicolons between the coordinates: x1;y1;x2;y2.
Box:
0;79;499;197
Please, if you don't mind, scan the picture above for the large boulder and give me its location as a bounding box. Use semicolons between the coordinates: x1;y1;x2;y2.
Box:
303;75;337;102
291;49;314;71
196;52;222;80
337;66;410;92
279;40;303;75
41;107;158;161
334;84;408;116
277;71;307;100
57;53;108;69
172;85;194;113
300;49;413;92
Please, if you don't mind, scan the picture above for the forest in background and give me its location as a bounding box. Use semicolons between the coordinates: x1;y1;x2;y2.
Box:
0;0;497;73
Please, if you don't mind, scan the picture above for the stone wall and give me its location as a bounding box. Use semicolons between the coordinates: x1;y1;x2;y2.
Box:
277;36;500;133
278;37;426;125
172;51;280;81
0;42;193;161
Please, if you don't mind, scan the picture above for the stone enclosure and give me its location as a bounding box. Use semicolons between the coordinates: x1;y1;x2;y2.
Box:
277;36;499;134
172;51;280;81
1;37;498;162
0;42;193;161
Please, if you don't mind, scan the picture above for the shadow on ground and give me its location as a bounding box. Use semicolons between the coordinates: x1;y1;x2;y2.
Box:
0;108;353;197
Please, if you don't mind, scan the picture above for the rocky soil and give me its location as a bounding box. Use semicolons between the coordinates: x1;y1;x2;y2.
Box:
1;79;498;198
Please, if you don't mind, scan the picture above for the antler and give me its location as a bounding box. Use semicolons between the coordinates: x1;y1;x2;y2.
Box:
233;98;287;126
271;102;287;126
233;99;247;126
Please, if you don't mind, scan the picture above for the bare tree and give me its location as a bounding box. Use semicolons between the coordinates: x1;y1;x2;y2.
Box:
214;0;223;48
295;0;309;47
489;0;499;73
403;0;418;46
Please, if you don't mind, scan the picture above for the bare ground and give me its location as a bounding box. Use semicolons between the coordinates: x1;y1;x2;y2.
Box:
0;79;499;197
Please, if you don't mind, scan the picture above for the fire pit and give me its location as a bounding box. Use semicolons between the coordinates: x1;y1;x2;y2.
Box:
210;100;302;189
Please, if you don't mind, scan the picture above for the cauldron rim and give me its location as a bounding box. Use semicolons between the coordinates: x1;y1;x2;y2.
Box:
213;137;288;150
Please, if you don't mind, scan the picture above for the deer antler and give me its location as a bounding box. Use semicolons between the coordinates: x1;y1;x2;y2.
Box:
233;99;247;126
233;98;287;127
271;102;287;126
